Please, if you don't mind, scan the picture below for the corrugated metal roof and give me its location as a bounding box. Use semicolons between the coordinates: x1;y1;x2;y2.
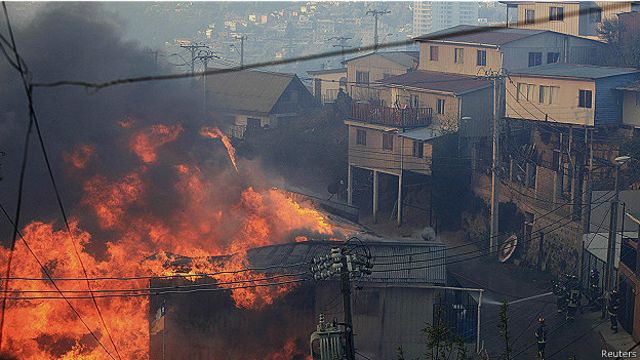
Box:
344;51;419;68
205;70;298;114
398;127;445;141
510;63;640;79
245;240;447;285
380;70;492;95
414;25;546;45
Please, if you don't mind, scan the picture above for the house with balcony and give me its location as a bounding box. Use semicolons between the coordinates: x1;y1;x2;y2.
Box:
503;1;640;39
343;51;419;102
307;67;347;104
414;25;603;77
479;63;640;274
346;71;492;226
206;70;316;139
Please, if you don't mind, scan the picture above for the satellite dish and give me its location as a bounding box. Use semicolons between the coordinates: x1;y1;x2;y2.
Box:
498;234;518;263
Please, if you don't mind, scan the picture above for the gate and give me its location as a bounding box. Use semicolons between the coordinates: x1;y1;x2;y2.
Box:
433;289;478;343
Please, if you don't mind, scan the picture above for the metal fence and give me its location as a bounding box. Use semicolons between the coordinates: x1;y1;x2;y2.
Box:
581;248;616;297
433;289;479;343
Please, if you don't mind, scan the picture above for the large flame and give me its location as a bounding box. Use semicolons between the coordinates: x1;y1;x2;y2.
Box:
199;126;239;173
1;121;336;359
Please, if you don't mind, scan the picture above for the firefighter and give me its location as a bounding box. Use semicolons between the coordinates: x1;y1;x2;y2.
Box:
608;290;621;333
566;285;580;321
553;280;567;314
589;268;601;309
535;317;547;359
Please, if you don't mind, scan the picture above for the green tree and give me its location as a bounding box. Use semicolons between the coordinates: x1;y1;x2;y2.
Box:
597;18;640;67
397;307;468;360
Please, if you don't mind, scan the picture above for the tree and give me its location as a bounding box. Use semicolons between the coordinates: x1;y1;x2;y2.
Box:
397;307;468;360
597;18;640;68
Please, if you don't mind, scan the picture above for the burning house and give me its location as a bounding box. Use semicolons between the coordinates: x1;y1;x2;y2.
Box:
148;239;449;360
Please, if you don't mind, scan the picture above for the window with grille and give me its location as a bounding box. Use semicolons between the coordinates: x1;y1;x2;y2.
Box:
436;99;445;114
430;46;439;61
413;140;424;158
356;71;369;85
525;9;535;24
549;6;564;21
356;129;367;145
578;89;592;108
547;52;560;64
454;48;464;64
477;49;487;66
528;52;542;67
382;133;393;150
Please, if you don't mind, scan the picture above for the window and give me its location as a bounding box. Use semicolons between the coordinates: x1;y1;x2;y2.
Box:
436;99;446;114
528;52;542;67
413;140;424;158
356;71;369;85
547;52;560;64
539;85;559;104
454;48;464;64
477;49;487;66
410;94;419;108
517;83;536;102
578;89;592;108
356;129;367;145
525;9;535;24
549;6;564;21
382;133;393;150
382;73;392;79
247;118;261;129
430;46;439;61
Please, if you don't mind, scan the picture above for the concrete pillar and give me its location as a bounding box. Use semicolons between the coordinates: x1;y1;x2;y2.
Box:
397;170;403;226
347;164;353;206
373;170;379;223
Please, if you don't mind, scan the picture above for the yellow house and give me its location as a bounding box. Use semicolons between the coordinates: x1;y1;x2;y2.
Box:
346;71;492;225
307;68;347;104
343;51;419;101
505;63;640;127
414;25;603;77
503;1;640;38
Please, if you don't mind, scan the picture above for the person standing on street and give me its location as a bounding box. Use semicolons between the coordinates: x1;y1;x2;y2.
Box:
608;290;621;333
535;317;547;359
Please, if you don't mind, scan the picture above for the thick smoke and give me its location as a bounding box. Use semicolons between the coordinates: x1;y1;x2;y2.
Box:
0;3;241;250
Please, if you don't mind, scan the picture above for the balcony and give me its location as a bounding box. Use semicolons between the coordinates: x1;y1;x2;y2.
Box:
350;103;433;128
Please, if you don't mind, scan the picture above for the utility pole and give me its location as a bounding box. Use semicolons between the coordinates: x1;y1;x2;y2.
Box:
233;35;247;67
311;247;372;360
366;9;390;51
489;72;504;257
180;42;209;76
196;49;220;115
329;36;352;64
604;156;631;316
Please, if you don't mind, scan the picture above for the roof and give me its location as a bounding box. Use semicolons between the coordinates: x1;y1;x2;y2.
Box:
616;80;640;92
590;190;640;233
380;70;492;95
510;63;640;80
206;70;298;113
398;127;445;141
245;240;447;285
414;25;546;46
343;51;419;68
307;67;347;76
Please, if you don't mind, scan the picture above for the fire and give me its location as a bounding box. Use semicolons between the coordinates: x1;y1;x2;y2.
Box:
199;126;239;172
1;120;337;359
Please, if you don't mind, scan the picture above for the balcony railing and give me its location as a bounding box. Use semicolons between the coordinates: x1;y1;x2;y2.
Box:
350;103;433;127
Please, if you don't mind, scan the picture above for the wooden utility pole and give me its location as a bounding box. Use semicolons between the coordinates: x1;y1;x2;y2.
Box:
366;9;390;51
180;42;209;76
196;50;220;114
234;35;247;67
490;73;504;256
329;36;352;64
340;249;356;360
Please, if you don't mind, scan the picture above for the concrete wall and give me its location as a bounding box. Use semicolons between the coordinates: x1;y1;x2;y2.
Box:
622;91;640;128
505;74;596;126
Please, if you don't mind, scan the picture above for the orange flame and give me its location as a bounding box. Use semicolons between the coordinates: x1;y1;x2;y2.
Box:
199;126;239;173
2;120;337;359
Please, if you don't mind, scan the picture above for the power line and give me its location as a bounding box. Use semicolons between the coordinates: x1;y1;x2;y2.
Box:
0;4;121;358
30;3;631;92
0;200;117;360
